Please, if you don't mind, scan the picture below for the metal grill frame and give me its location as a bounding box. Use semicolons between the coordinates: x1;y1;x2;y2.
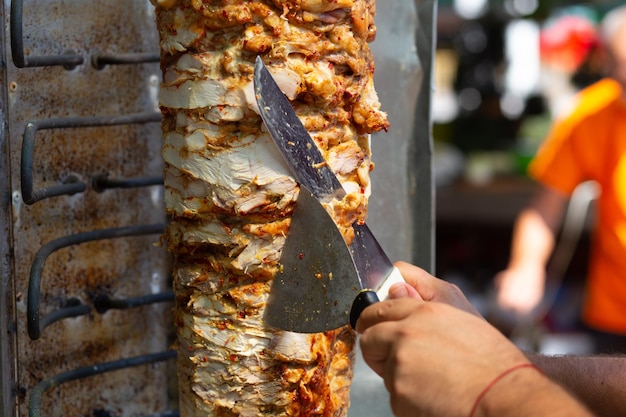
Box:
1;1;177;416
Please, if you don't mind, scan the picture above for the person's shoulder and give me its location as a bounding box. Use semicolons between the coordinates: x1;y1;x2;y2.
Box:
576;79;621;109
559;79;622;124
580;78;621;96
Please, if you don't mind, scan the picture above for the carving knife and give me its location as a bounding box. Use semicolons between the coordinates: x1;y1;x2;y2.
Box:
254;57;404;333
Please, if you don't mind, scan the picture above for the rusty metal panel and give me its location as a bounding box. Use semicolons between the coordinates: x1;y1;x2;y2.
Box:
1;1;174;416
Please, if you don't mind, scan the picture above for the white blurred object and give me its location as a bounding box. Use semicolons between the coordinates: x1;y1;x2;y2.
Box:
433;49;460;123
454;0;487;19
504;19;541;99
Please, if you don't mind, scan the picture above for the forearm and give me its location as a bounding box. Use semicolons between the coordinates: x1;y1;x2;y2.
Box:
508;208;557;268
508;187;568;268
478;364;594;417
528;353;626;417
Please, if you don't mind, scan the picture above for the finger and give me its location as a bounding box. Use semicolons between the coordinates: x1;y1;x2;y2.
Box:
394;261;425;287
355;298;421;333
359;321;398;377
394;261;439;301
394;261;482;316
389;282;422;300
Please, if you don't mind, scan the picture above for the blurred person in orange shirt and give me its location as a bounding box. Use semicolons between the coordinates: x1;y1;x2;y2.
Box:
495;5;626;353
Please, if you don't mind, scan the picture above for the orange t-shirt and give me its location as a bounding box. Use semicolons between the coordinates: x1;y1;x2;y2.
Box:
529;78;626;333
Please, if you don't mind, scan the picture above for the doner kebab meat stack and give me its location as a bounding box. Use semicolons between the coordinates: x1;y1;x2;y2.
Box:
150;0;389;415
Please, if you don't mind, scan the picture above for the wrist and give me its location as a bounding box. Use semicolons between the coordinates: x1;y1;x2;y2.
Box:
474;364;591;417
470;363;540;417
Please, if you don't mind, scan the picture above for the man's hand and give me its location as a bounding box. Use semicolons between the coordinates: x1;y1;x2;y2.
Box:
356;298;535;417
355;262;593;417
389;261;482;317
494;265;546;315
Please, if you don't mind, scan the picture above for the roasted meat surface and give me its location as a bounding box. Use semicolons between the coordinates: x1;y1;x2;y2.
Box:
151;0;388;415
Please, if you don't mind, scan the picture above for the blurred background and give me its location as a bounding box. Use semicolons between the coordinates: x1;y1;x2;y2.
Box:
433;0;623;354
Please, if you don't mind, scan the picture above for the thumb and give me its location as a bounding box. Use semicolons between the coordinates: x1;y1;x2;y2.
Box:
389;282;422;300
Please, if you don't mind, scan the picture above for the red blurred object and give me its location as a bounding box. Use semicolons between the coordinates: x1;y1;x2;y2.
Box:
540;15;598;72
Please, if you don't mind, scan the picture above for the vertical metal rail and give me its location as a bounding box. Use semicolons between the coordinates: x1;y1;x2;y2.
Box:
1;2;18;416
411;0;437;273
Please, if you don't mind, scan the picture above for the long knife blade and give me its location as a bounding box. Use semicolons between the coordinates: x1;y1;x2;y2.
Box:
254;57;404;330
264;185;361;333
253;57;345;203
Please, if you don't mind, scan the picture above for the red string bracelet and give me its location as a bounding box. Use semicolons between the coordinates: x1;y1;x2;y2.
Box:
468;363;541;417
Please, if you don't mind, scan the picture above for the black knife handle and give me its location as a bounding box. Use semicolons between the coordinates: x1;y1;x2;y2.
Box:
350;290;380;329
